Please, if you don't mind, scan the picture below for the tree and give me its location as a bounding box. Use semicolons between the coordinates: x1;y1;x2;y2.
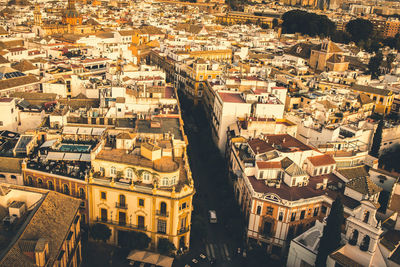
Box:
119;231;151;250
345;19;374;43
282;10;336;37
157;238;176;255
331;30;351;44
90;223;111;242
387;53;396;70
370;119;384;157
272;18;279;29
315;196;344;267
368;52;383;79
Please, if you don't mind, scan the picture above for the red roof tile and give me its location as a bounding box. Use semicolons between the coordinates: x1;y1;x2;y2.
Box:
248;134;312;155
308;154;336;166
256;161;281;169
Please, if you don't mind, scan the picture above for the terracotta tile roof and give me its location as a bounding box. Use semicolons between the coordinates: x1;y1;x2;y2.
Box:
314;41;343;53
0;75;39;91
285;42;317;59
0;55;9;64
352;84;392;96
248;138;274;154
357;93;374;105
330;250;364;267
338;166;369;180
0;157;22;173
346;176;382;196
119;30;135;36
0;191;81;267
247;173;349;202
12;60;37;72
308;154;336;166
256;161;281;169
248;135;313;155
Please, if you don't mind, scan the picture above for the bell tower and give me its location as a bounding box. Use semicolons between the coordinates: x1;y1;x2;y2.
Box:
63;0;82;26
34;3;42;26
345;200;383;266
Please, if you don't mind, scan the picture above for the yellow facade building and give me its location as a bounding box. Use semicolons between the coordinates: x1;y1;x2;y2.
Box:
352;84;394;115
88;132;195;251
215;12;278;27
176;58;223;103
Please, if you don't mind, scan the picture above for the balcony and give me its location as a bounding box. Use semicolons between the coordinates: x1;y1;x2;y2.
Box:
95;218;147;231
178;227;189;234
156;210;169;217
115;202;128;209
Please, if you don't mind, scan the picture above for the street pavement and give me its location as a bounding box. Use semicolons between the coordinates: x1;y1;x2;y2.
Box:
174;103;246;267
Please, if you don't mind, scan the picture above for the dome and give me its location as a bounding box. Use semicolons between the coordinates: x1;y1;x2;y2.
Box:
64;9;80;18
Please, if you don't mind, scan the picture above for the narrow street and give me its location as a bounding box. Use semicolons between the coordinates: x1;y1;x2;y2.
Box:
174;94;246;267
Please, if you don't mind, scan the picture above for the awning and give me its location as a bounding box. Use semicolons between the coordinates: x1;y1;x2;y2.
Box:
63;127;78;135
46;152;65;161
156;255;174;267
63;153;81;161
92;127;106;136
126;250;173;267
77;127;93;135
142;252;158;265
40;139;57;148
80;154;91;162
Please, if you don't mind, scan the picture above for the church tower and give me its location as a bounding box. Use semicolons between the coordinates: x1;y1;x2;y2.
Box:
34;3;42;26
344;200;383;266
63;0;82;26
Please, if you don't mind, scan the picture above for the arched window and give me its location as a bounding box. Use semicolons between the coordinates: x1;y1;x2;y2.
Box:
170;176;176;185
110;166;116;176
0;174;5;179
126;169;133;179
349;229;359;245
143;172;150;182
160;202;167;215
27;176;33;186
119;194;126;207
48;181;54;190
161;177;168;186
79;188;85;199
363;211;370;223
63;184;70;195
360;235;370;251
10;175;16;180
256;206;261;215
37;179;43;188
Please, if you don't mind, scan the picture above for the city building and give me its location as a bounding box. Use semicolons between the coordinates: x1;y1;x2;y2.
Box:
0;184;82;267
228;134;347;255
89;131;194;250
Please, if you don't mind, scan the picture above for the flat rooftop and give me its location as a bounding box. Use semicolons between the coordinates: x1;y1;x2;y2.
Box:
218;92;246;104
136;118;183;141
